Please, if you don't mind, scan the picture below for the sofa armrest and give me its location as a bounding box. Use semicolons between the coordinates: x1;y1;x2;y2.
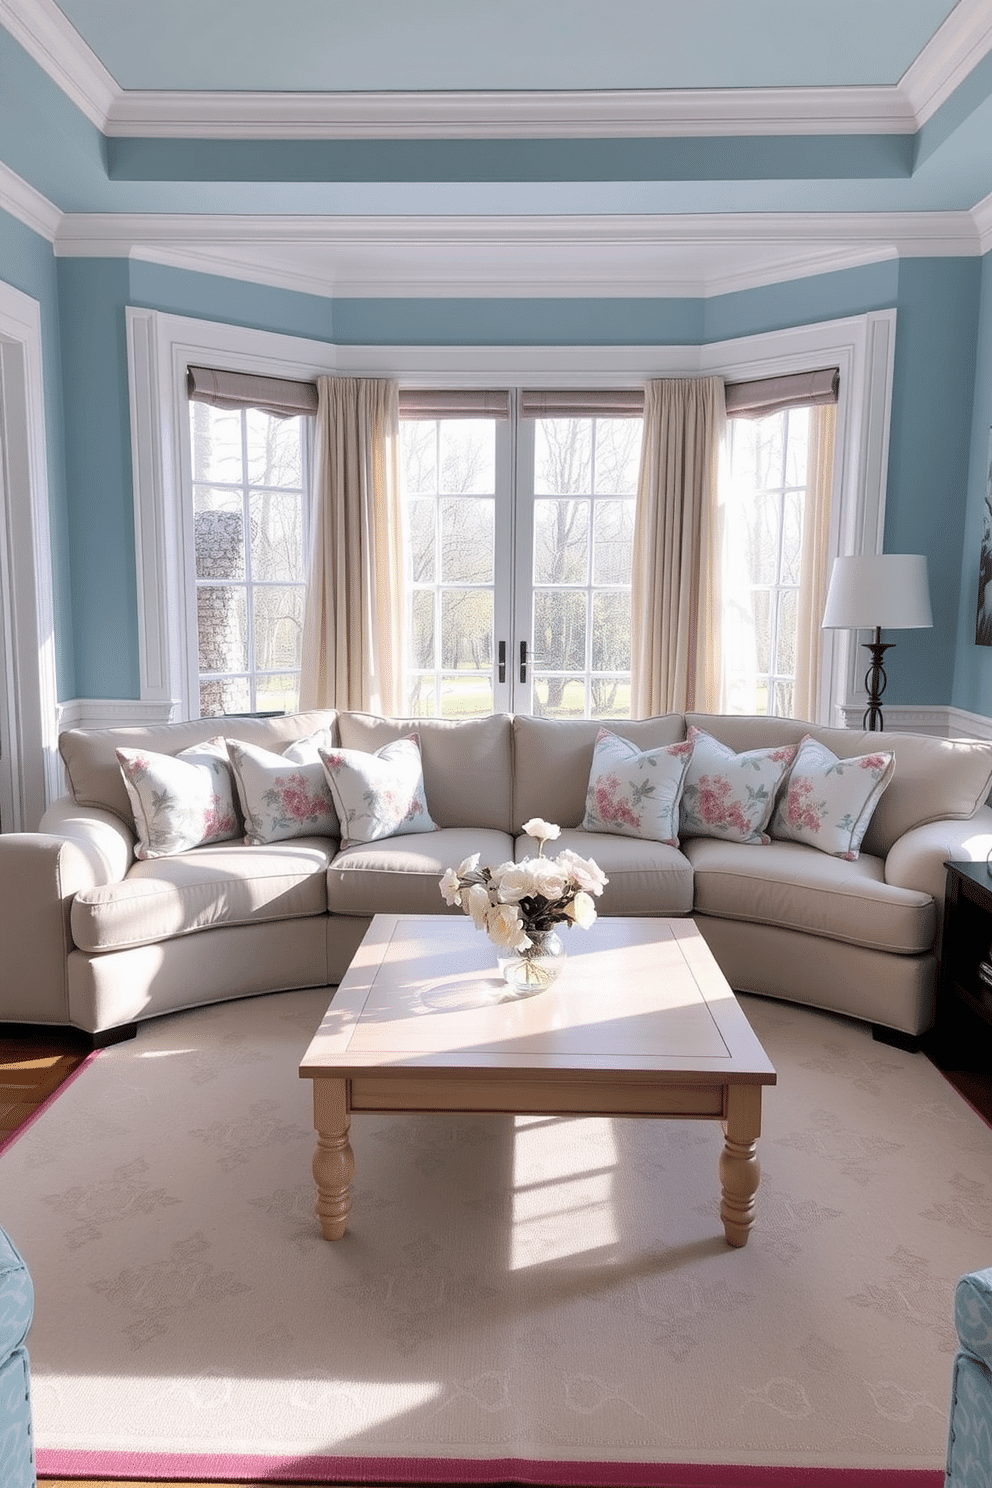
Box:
0;800;134;1027
884;806;992;909
38;797;135;882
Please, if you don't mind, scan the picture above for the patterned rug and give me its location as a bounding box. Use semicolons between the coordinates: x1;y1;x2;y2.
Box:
1;984;986;1486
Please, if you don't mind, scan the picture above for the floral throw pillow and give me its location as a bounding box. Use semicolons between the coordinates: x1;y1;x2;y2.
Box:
226;732;339;845
318;734;437;849
116;740;240;859
582;728;695;844
770;735;895;860
680;727;797;845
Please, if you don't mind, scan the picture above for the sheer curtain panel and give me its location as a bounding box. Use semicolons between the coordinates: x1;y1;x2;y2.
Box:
300;377;404;714
630;377;725;717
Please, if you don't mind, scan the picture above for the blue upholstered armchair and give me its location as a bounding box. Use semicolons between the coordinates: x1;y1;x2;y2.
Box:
946;1266;992;1487
0;1224;35;1488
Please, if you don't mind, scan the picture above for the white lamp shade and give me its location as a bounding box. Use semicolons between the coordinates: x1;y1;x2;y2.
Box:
822;554;933;630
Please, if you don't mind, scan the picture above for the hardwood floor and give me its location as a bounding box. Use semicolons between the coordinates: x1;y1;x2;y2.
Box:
8;1015;991;1488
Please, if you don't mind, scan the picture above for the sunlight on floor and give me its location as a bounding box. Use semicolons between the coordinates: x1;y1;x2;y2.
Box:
510;1113;618;1269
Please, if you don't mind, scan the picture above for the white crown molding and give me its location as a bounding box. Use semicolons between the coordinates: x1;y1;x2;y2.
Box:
52;209;981;302
974;190;992;254
0;160;61;241
899;0;992;124
4;0;989;140
102;84;916;140
0;0;117;130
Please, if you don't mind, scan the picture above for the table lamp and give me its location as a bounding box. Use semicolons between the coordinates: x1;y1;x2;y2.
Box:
821;554;933;730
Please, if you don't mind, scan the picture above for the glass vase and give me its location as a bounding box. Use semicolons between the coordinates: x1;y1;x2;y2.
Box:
496;928;566;996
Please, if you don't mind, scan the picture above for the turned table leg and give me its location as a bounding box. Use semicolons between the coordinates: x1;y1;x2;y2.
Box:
312;1078;354;1240
720;1083;762;1248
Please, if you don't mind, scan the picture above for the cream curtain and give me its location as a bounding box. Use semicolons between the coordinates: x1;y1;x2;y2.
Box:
630;377;726;717
792;403;837;721
299;377;405;714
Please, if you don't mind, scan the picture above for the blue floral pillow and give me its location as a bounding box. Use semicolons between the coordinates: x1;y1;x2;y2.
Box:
770;734;895;859
318;734;437;848
582;728;695;844
116;740;240;859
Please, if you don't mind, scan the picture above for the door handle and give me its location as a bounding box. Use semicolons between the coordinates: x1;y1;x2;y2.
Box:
520;640;527;683
498;640;506;683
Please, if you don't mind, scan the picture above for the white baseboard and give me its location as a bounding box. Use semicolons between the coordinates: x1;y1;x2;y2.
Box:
56;697;180;731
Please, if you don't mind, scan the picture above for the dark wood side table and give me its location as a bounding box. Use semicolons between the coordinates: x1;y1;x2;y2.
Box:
938;862;992;1066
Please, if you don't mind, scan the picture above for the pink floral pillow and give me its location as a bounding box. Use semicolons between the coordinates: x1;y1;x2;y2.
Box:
226;732;339;845
582;728;695;844
116;740;240;859
318;734;437;849
770;735;895;860
680;727;797;845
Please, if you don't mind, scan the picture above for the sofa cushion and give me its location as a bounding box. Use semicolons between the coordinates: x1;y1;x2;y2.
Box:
70;839;333;953
685;836;935;954
680;728;797;845
327;827;515;917
226;733;339;844
517;826;693;918
512;713;686;831
581;728;694;844
61;710;339;826
320;735;437;848
770;735;894;860
337;712;514;833
117;740;241;858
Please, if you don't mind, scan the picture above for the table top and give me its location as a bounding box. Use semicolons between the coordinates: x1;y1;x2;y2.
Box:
300;915;777;1086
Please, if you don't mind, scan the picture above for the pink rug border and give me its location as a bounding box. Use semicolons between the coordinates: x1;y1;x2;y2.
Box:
33;1448;945;1486
0;1046;100;1158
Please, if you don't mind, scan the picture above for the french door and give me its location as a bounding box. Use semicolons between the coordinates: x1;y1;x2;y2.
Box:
399;392;642;720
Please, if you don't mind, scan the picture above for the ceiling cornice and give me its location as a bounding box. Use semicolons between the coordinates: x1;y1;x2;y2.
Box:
0;0;116;129
3;0;988;140
0;158;61;240
899;0;992;123
102;85;916;140
50;209;982;301
974;189;992;253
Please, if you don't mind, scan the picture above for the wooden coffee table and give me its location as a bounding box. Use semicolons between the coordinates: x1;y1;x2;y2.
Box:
299;914;776;1247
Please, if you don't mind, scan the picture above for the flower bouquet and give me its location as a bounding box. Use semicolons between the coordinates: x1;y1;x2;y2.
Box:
439;818;608;992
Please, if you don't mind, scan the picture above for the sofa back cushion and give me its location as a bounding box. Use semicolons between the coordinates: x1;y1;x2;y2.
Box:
812;727;992;857
336;712;514;833
60;710;339;826
686;713;992;856
513;714;685;831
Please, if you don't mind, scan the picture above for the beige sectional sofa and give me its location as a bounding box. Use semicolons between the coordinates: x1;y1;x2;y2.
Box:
3;708;992;1046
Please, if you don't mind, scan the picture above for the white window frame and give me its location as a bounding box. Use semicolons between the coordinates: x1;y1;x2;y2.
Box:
0;279;60;827
126;306;896;726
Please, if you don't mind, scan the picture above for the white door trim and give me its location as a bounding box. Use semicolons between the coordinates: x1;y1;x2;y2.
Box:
0;278;60;826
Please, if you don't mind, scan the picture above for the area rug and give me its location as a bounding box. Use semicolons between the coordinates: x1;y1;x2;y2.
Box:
1;985;987;1487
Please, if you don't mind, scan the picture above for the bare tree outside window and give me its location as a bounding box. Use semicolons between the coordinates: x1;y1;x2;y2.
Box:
189;401;308;716
399;405;640;720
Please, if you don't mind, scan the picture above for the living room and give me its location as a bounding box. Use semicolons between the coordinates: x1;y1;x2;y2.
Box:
2;2;992;1485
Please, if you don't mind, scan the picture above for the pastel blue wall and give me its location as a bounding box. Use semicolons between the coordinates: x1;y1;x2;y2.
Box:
0;208;74;697
2;233;987;708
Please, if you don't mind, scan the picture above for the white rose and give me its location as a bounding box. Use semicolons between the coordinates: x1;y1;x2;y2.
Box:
465;883;492;930
439;867;462;906
457;852;481;877
491;863;531;903
486;903;531;952
526;857;568;901
521;818;561;855
557;849;608;896
565;890;597;929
